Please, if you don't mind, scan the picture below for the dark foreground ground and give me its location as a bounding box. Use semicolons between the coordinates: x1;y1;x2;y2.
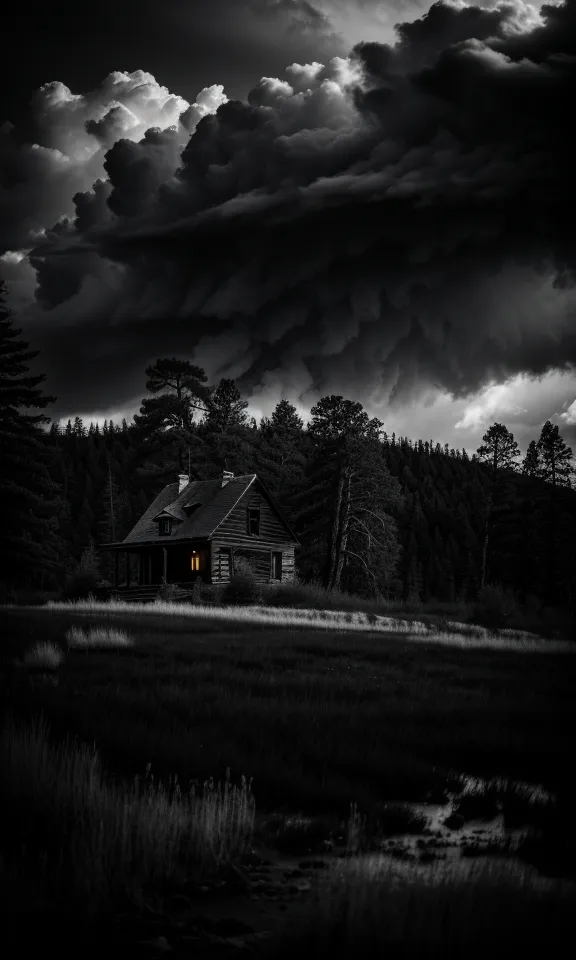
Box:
1;605;576;958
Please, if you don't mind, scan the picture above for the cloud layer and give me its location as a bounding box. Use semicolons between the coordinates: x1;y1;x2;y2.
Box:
2;0;576;430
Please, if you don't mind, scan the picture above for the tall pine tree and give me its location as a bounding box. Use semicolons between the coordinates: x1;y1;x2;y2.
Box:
0;284;63;592
299;396;402;594
476;423;520;587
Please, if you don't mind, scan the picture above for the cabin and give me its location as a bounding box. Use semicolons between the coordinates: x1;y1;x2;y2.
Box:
102;470;298;600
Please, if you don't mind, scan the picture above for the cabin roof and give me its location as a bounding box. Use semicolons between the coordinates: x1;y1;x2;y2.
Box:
120;474;298;545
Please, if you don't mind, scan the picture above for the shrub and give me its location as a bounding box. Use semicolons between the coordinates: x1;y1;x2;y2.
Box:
23;641;64;671
191;577;204;604
222;559;261;605
61;572;99;601
200;583;219;605
61;574;111;602
156;582;193;603
472;584;518;630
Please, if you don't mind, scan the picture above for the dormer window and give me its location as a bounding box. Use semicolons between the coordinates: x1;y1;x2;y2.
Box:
159;517;172;536
246;505;260;536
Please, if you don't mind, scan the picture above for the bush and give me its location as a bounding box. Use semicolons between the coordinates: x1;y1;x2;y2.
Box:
472;584;518;630
222;559;261;605
156;582;193;603
61;574;111;602
200;583;219;605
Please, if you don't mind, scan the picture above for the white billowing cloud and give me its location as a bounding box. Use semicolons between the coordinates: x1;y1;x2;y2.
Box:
314;0;549;48
180;84;228;131
32;72;190;155
455;378;529;430
0;71;228;256
451;370;576;450
561;398;576;426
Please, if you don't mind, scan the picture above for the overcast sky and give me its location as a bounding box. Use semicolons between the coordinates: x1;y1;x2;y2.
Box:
2;0;575;453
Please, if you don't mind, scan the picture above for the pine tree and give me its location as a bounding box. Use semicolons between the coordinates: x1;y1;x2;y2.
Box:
534;421;575;604
522;440;542;478
301;396;402;594
0;283;64;592
476;423;521;587
537;421;574;489
255;400;307;515
133;357;210;476
198;378;253;474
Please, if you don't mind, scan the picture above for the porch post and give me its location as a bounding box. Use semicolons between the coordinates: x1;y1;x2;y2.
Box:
113;551;119;588
126;552;131;588
137;553;142;586
162;546;168;584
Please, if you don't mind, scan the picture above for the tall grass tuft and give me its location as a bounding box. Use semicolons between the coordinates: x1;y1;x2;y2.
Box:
23;641;64;670
266;854;576;958
65;625;134;649
0;716;255;917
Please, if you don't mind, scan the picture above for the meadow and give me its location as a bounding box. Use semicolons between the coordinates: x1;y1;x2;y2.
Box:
1;599;575;956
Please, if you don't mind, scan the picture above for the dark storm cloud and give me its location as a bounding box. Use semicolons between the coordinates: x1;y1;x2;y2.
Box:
11;1;576;418
249;0;334;32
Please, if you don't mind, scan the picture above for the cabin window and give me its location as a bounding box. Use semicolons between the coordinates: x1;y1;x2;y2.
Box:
159;517;172;536
246;505;260;536
271;552;282;581
190;550;201;572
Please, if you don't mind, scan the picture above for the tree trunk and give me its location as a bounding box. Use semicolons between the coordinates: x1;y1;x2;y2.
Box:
333;471;352;591
480;489;493;590
327;466;344;589
108;462;116;542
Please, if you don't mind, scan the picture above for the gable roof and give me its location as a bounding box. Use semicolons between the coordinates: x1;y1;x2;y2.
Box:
119;474;298;546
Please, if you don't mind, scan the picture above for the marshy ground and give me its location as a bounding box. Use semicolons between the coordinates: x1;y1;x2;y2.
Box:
1;601;575;957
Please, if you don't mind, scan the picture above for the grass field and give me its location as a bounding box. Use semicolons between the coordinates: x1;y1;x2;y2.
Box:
3;603;575;811
1;601;575;951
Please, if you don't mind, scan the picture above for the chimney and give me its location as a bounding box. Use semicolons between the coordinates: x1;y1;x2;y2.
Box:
178;474;189;494
222;470;235;487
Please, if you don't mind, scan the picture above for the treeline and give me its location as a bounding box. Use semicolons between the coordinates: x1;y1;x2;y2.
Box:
1;284;575;610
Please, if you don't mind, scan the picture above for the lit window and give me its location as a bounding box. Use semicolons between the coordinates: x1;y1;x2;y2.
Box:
246;505;260;536
190;552;201;572
159;517;172;536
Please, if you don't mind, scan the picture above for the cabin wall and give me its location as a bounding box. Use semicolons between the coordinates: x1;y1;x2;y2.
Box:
210;543;295;584
215;488;289;545
209;485;296;584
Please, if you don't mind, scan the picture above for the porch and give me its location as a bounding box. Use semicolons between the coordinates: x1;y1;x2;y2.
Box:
104;541;211;590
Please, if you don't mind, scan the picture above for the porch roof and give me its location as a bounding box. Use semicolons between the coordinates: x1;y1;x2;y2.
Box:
100;536;210;551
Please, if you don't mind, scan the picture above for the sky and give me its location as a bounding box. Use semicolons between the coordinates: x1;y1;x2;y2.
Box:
2;0;576;454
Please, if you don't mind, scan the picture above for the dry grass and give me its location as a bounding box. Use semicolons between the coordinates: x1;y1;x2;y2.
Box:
23;641;64;670
40;598;576;653
65;625;134;649
267;853;576;957
0;715;255;916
